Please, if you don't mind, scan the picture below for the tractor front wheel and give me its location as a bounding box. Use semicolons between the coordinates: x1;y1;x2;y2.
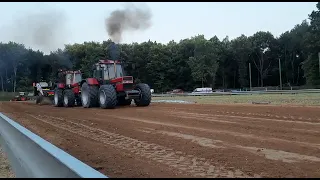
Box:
134;83;151;107
54;88;63;107
81;82;99;108
99;85;117;109
63;89;75;107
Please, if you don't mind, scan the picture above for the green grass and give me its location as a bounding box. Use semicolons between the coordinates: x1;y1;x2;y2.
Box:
0;92;17;101
152;93;320;106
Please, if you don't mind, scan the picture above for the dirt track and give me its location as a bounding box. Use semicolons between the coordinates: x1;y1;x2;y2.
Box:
0;101;320;178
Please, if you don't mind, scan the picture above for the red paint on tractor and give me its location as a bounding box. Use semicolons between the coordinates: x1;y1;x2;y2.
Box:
71;83;79;87
116;83;124;92
86;78;99;85
110;77;123;84
73;86;80;94
58;83;65;89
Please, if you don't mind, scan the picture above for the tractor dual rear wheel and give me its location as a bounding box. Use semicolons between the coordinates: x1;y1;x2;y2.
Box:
81;82;99;108
99;85;117;109
134;83;152;107
63;89;75;107
54;88;63;107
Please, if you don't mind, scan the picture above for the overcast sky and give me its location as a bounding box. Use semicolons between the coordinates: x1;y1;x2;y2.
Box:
0;2;317;53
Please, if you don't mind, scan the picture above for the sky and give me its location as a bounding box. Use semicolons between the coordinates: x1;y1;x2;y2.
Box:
0;2;317;54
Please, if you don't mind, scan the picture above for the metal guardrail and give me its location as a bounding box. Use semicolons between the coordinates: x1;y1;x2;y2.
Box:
152;89;320;97
0;113;108;178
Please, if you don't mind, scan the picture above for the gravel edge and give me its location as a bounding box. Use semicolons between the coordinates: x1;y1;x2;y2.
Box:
0;144;15;178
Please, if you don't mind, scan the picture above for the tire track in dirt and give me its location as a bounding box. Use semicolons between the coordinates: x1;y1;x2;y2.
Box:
2;102;320;177
167;111;320;133
131;108;320;144
138;127;320;163
3;102;320;153
151;104;320;122
167;110;320;126
92;113;320;151
1;112;188;178
28;114;255;178
144;107;320;125
36;113;320;177
28;109;320;161
20;101;320;157
163;111;320;143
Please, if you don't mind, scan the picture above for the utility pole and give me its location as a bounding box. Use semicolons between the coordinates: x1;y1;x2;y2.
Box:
249;63;252;91
279;58;282;90
318;52;320;76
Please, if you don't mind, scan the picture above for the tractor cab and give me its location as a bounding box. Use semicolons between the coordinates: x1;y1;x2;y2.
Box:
58;70;82;86
93;60;125;80
93;59;134;91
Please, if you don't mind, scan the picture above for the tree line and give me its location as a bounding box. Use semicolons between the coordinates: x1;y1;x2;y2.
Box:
1;3;320;93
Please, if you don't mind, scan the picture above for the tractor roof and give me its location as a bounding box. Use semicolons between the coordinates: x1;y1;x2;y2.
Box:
98;60;121;64
61;70;82;74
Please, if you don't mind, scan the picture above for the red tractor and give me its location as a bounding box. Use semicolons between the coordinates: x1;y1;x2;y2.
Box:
79;59;151;109
53;69;83;107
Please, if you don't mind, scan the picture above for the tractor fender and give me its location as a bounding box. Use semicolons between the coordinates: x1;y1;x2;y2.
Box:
85;78;100;86
57;83;65;89
53;83;64;89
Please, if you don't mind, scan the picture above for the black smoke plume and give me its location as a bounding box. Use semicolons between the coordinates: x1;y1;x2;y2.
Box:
105;3;152;43
2;7;69;55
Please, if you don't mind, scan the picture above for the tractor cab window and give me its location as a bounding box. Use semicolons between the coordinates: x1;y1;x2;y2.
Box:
74;73;82;83
106;64;124;79
100;63;124;80
103;68;109;80
66;74;72;85
116;64;124;77
107;64;116;79
93;70;102;79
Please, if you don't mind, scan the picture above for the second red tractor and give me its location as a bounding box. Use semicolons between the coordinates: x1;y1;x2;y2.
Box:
53;69;83;107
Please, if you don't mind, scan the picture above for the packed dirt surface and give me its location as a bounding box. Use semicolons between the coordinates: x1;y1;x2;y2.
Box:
0;101;320;178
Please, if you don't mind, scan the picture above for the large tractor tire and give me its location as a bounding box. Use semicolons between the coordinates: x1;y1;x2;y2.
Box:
81;82;99;108
63;89;75;107
99;85;117;109
134;83;152;107
117;97;132;106
54;88;63;107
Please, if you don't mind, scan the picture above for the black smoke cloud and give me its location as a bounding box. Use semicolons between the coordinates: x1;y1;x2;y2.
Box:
105;3;152;43
1;7;69;55
1;6;73;68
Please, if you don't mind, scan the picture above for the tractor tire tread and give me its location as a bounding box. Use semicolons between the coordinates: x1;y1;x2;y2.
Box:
99;85;117;109
63;89;75;107
81;82;99;108
54;88;63;107
134;83;151;107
